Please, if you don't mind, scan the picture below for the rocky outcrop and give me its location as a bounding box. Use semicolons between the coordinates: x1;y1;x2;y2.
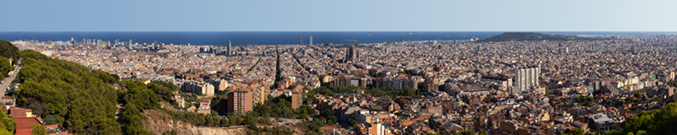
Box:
141;109;248;135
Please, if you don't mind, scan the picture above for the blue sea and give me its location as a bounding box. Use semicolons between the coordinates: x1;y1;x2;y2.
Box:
0;32;503;46
0;31;670;46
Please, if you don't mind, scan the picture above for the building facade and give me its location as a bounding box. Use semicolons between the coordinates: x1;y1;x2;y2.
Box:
515;66;540;92
227;89;252;115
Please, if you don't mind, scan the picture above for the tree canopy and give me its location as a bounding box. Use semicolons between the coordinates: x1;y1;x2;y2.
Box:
622;102;677;135
0;56;13;81
0;110;15;134
31;124;48;135
0;40;18;60
116;79;180;134
16;49;121;134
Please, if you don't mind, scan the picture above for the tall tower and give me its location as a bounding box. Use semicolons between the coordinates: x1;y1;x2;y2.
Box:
309;36;313;46
227;40;232;56
355;44;359;61
346;40;358;62
300;36;303;45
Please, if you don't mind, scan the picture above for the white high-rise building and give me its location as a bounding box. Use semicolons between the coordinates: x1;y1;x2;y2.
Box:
515;66;540;92
309;36;313;46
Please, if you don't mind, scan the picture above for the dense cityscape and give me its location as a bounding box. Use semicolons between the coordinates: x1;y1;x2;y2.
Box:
1;32;677;135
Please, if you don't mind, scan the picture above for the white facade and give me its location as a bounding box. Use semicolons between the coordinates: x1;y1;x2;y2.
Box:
181;81;215;97
516;66;540;91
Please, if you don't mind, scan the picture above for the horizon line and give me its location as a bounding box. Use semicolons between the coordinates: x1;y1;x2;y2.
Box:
1;31;677;33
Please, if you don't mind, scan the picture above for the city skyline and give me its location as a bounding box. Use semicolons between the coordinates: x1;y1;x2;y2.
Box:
3;0;677;134
2;0;677;31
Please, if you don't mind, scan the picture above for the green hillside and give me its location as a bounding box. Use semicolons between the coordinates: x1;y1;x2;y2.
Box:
0;40;18;80
478;32;607;42
15;45;122;134
0;40;18;61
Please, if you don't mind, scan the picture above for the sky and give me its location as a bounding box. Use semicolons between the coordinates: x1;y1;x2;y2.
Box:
1;0;676;31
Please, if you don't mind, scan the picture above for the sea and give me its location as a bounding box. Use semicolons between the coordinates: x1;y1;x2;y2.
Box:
0;31;672;46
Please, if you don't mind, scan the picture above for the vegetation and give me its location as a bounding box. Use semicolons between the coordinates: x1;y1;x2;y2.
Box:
2;40;301;134
621;102;677;135
0;110;15;133
347;119;357;126
117;79;180;134
0;40;17;81
452;130;475;135
478;32;607;42
0;40;18;63
114;80;201;133
16;50;121;134
307;86;336;97
246;58;261;73
299;118;326;134
561;128;593;135
146;81;176;102
31;124;48;135
115;81;268;130
251;94;317;122
308;85;422;100
479;129;487;135
121;103;151;135
211;97;229;115
250;94;334;134
6;42;175;134
119;80;161;110
575;95;597;107
601;130;621;135
159;107;234;127
0;128;9;135
252;95;296;118
666;80;677;87
0;56;13;80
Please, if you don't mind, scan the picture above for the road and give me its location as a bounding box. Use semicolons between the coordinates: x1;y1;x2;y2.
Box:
0;62;21;97
0;61;20;108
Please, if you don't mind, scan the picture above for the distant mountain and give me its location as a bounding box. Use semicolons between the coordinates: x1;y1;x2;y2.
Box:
478;32;607;42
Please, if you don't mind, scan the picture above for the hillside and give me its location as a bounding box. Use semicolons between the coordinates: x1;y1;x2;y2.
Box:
7;39;175;134
0;40;124;134
478;32;607;42
0;40;18;62
16;49;122;134
141;109;248;135
0;40;17;81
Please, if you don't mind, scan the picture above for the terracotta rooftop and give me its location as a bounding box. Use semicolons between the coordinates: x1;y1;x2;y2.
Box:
15;117;42;135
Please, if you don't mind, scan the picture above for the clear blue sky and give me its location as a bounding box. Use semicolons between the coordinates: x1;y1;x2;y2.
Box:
2;0;676;31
